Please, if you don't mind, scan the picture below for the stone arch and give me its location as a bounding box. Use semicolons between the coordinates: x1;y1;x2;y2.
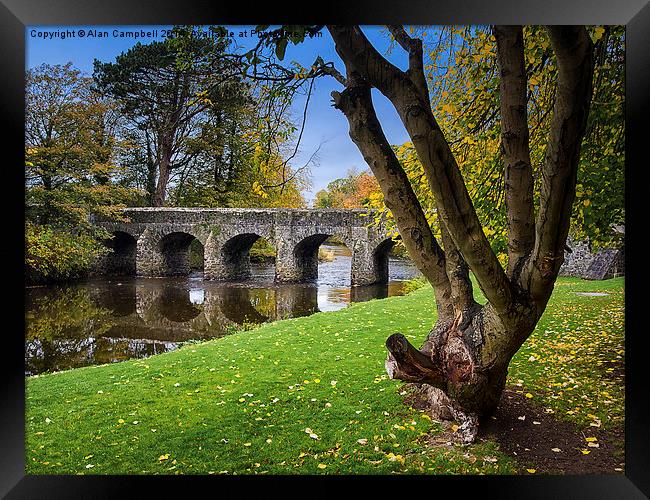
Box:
158;231;204;276
222;233;264;278
101;230;137;276
288;233;354;283
205;232;276;281
294;234;330;282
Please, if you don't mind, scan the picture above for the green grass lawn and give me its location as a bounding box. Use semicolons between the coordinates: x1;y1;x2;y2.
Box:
25;277;624;475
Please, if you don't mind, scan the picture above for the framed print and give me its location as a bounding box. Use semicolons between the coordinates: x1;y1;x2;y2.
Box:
2;0;648;497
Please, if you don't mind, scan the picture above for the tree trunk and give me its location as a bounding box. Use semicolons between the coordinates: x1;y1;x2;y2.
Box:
145;136;157;206
494;26;536;279
331;64;536;444
153;137;173;207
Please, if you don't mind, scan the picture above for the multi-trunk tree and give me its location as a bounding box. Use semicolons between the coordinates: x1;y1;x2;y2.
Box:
318;25;595;441
222;24;592;442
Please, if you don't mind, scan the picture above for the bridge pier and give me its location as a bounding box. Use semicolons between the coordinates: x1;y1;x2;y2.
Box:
351;247;383;286
274;235;323;283
351;238;395;286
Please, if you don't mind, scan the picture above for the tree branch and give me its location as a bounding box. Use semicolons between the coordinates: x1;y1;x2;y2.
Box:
494;26;536;280
328;25;514;316
523;26;594;310
439;220;478;313
386;25;429;98
385;333;446;387
330;68;454;320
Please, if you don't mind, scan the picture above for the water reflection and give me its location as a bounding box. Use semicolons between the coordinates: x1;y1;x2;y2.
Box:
25;244;420;375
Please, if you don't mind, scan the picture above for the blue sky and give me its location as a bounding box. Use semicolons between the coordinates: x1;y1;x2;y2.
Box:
26;25;414;205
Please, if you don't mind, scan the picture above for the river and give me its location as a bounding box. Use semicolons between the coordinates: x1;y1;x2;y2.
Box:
25;244;421;375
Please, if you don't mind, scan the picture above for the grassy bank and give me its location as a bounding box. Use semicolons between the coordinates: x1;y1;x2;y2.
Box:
25;277;624;475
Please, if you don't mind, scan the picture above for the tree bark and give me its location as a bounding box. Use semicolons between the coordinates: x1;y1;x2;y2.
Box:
330;69;454;321
153;135;173;207
522;26;594;313
494;26;536;280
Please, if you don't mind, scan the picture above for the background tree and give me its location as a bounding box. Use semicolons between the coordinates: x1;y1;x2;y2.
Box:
25;63;137;283
168;81;310;209
93;27;249;206
95;26;312;209
314;168;380;208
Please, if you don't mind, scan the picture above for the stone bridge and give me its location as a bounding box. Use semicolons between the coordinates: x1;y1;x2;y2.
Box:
93;208;396;286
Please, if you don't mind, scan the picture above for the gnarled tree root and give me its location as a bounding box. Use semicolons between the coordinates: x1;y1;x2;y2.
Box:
385;333;445;386
386;332;480;444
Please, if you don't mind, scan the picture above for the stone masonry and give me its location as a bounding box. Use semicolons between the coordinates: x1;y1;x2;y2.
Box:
93;208;396;286
559;237;625;280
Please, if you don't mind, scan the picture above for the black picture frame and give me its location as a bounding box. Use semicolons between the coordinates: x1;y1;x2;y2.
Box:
2;0;648;497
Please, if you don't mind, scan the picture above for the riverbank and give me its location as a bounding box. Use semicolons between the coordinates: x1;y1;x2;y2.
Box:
26;277;624;475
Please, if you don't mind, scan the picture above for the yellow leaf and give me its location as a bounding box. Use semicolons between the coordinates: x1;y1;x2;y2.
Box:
158;454;170;461
525;393;533;399
317;463;327;469
526;468;536;474
451;424;459;432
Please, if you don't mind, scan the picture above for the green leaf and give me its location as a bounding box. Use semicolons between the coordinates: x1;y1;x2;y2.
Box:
275;38;288;61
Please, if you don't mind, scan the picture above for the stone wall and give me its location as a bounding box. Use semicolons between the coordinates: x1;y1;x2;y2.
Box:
559;237;625;280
